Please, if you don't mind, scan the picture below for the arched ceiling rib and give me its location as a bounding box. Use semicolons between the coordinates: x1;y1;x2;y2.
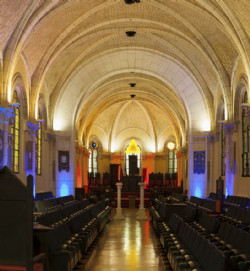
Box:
3;0;250;140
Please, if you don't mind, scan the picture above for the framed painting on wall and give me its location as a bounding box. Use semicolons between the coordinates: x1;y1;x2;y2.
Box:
58;151;70;172
194;151;205;174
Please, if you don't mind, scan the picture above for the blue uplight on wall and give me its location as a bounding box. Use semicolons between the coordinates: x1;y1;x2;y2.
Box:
60;183;69;197
226;186;228;197
33;181;36;197
195;187;201;198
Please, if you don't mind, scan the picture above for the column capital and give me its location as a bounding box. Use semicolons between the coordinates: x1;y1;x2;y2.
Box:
24;121;40;136
0;106;15;123
76;147;84;158
241;103;250;110
205;132;219;143
44;131;56;144
221;121;240;135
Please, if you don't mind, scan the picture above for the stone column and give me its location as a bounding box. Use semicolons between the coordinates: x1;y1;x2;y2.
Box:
137;182;148;220
114;182;125;220
46;132;56;195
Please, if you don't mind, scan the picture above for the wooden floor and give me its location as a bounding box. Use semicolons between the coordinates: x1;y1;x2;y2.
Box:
83;208;165;271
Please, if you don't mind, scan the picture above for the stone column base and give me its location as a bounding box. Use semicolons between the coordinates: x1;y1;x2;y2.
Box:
114;208;125;220
136;208;148;220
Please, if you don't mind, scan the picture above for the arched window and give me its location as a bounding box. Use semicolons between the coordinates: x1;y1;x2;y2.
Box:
221;109;225;176
11;91;19;173
242;92;249;177
125;145;141;175
37;108;42;175
168;150;177;177
88;149;98;173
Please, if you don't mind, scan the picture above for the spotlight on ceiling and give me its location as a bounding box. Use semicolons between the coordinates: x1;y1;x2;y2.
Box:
124;0;140;4
130;83;136;87
130;95;136;98
126;31;136;37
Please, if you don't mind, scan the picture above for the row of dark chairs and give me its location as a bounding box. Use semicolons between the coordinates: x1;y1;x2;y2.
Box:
208;192;217;200
190;212;219;235
186;196;217;213
86;192;99;204
35;198;60;212
38;200;111;271
219;205;250;228
35;191;55;201
148;172;178;189
197;198;216;212
186;195;203;207
158;214;225;271
224;195;249;208
208;222;250;270
149;195;195;232
170;192;186;203
57;195;77;206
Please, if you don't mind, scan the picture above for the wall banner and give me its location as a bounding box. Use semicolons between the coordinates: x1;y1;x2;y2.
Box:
58;151;70;172
194;151;205;174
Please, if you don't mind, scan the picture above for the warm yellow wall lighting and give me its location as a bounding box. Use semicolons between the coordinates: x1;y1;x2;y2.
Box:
167;141;175;151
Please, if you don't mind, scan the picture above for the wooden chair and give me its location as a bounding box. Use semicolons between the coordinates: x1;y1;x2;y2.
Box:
156;172;163;186
95;172;101;186
147;172;156;190
173;172;178;187
88;172;95;187
103;172;110;186
165;173;170;187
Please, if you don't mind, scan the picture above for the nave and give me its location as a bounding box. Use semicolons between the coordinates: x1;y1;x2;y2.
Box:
83;209;165;271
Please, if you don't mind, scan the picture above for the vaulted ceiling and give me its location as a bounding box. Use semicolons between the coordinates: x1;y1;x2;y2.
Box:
2;0;250;149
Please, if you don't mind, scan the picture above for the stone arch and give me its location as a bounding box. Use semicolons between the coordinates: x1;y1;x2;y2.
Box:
216;98;225;132
12;73;28;120
38;93;48;131
88;135;103;154
234;76;248;122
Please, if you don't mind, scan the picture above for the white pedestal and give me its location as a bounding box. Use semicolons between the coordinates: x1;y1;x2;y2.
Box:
114;182;125;220
137;182;148;220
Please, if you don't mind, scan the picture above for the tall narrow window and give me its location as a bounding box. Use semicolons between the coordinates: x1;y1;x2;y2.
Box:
221;109;225;176
168;150;177;177
11;91;19;173
37;109;42;175
125;145;141;175
242;92;249;177
88;149;98;174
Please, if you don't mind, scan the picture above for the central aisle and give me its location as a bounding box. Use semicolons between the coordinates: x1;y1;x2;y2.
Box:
84;209;165;271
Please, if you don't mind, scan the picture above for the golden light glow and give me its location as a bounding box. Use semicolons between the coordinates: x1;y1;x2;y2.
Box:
167;141;175;151
125;139;141;153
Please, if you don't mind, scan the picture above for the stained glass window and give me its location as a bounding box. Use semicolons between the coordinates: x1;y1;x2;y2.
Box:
88;149;98;173
37;109;42;175
125;145;141;175
11;91;19;173
221;109;225;176
242;92;249;177
169;150;177;177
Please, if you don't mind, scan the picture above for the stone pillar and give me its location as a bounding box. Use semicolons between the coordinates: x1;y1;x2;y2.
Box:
46;132;56;195
76;147;84;188
114;182;125;220
137;182;148;220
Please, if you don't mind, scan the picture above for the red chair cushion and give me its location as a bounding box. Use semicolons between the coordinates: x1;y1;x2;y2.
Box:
0;263;43;271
